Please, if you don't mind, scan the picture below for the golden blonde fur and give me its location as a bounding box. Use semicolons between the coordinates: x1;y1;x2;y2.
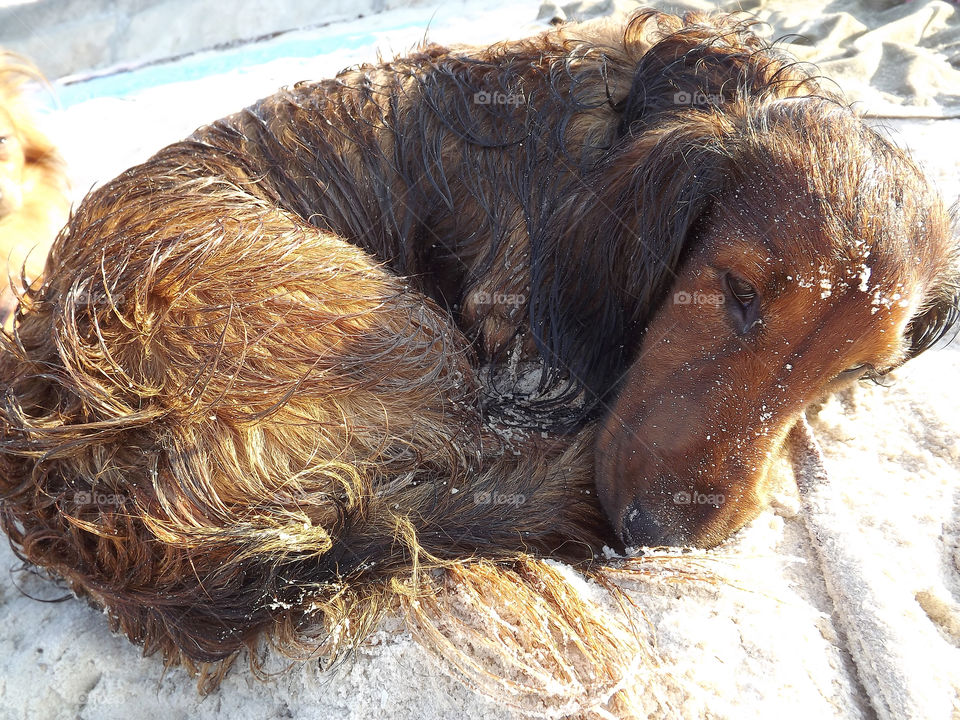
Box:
0;52;69;321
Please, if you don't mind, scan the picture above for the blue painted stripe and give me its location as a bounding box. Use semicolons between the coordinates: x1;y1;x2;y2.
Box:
53;21;424;108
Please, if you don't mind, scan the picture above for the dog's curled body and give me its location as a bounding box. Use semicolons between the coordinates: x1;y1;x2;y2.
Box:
0;9;957;697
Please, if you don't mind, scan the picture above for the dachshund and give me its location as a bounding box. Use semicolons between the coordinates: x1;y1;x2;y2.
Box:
0;52;69;323
0;9;957;704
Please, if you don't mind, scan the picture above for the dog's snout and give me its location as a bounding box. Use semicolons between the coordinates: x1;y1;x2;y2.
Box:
621;499;684;548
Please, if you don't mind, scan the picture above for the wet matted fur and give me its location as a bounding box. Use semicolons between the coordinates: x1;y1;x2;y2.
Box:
0;10;957;715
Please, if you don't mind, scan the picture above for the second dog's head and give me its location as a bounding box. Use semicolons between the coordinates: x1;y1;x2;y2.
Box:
0;53;68;321
0;94;27;219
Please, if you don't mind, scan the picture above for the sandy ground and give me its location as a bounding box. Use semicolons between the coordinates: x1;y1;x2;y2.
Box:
1;1;959;718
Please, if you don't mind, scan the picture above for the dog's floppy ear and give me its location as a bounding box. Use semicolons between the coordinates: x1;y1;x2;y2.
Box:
529;109;736;410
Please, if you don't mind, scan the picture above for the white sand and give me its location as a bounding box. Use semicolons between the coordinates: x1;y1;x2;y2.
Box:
1;1;959;718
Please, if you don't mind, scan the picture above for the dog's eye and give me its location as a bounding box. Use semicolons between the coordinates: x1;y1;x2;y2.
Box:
839;364;869;379
725;273;757;307
723;273;761;334
837;363;889;384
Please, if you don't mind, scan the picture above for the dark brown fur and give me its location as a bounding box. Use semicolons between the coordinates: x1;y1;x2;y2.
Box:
0;10;957;711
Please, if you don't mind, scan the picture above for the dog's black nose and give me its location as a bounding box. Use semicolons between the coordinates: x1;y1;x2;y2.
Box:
621;501;683;547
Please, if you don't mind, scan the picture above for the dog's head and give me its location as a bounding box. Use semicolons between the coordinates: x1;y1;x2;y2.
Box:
593;98;959;548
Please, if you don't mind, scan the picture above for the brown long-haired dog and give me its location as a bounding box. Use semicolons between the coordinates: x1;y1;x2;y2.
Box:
0;9;957;712
0;52;69;322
